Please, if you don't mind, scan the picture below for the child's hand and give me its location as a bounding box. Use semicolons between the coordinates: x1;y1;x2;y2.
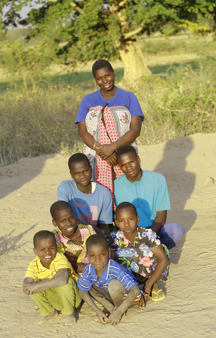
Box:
108;308;122;325
143;281;152;302
23;281;36;295
137;294;146;308
96;309;109;324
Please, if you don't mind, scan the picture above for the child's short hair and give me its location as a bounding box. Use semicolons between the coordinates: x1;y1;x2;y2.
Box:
68;153;91;170
86;234;108;252
116;202;137;217
92;59;114;77
116;145;137;161
33;230;56;248
50;200;73;220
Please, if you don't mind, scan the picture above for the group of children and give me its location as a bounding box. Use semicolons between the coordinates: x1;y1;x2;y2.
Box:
23;153;170;326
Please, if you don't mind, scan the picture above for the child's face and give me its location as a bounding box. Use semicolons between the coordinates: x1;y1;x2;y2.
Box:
34;237;57;268
87;244;109;274
118;152;141;182
70;161;92;190
53;208;77;238
115;207;139;235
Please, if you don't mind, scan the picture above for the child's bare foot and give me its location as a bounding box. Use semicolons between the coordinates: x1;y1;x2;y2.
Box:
64;313;76;326
39;309;59;325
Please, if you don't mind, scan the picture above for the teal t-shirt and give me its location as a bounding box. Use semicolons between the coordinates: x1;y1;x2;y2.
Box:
114;170;171;227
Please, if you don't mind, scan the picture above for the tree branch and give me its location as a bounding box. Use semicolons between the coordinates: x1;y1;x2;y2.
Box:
124;22;146;39
70;1;83;14
119;0;127;9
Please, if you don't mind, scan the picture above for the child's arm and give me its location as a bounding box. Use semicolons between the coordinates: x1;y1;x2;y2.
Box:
77;263;87;274
79;290;108;324
151;210;167;233
144;244;169;300
23;268;69;295
108;284;141;325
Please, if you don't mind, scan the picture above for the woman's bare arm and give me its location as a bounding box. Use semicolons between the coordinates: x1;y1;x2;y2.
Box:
78;122;98;149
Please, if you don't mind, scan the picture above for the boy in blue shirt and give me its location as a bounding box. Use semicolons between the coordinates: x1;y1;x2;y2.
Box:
77;234;141;325
57;153;113;241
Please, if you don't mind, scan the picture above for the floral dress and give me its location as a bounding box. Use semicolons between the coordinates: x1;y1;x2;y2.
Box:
113;227;169;282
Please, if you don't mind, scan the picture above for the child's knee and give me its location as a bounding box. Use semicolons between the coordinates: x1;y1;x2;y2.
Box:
108;279;125;295
55;278;78;296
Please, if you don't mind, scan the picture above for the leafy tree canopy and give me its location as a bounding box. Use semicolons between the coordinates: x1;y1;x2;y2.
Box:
1;1;215;79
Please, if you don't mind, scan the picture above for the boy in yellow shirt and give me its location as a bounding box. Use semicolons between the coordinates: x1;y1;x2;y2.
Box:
23;230;81;325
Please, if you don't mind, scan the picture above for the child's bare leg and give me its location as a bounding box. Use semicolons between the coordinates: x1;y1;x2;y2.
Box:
107;281;140;325
89;285;115;313
30;292;56;318
108;279;126;307
39;309;59;325
45;278;82;325
64;314;76;326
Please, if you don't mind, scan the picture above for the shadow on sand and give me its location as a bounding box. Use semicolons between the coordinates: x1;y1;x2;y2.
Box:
0;223;37;256
0;154;55;200
154;137;197;263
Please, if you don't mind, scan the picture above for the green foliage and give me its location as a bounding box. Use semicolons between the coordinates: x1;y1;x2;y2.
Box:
0;40;56;87
141;35;216;56
1;0;215;66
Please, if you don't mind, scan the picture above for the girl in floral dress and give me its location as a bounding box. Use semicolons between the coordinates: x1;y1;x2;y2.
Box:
113;202;169;302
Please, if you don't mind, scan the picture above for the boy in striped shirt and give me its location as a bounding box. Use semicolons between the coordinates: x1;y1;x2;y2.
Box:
23;230;81;325
77;234;141;325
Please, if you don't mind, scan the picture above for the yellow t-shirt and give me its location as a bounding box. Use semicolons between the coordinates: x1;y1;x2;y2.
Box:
25;252;78;281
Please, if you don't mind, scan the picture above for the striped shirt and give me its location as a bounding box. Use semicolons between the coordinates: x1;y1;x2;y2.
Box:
25;252;77;281
77;258;139;292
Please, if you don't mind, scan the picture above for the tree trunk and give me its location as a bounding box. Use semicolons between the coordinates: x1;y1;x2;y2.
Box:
119;40;151;82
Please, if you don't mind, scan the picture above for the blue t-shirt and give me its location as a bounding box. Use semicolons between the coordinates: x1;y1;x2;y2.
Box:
77;258;139;292
57;180;113;225
75;87;144;123
114;170;171;227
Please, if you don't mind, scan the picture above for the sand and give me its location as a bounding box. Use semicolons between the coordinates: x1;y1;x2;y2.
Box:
0;133;216;337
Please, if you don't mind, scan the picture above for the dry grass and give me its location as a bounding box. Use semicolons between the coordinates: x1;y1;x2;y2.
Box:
0;34;216;166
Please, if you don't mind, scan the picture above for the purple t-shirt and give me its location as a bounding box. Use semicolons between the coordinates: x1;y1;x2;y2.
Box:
75;87;144;123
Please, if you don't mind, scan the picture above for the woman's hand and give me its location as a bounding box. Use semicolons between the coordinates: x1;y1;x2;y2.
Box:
104;152;117;166
95;144;115;159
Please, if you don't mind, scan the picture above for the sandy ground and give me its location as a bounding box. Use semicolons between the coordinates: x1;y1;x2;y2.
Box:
0;133;216;338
